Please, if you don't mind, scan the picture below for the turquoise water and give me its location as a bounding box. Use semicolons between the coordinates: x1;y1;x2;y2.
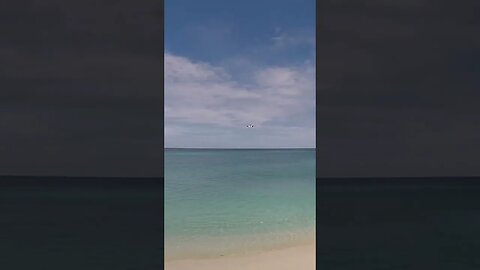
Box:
165;149;315;260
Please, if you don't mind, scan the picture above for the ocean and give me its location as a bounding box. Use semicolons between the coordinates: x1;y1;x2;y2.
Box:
164;149;315;260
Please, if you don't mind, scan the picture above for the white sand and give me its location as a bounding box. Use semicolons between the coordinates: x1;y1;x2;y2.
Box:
165;243;315;270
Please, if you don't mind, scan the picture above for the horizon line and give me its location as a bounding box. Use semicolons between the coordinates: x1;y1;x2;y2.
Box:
1;175;479;179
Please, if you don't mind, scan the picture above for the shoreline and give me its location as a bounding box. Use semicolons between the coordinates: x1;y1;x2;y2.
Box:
165;243;315;270
165;228;315;261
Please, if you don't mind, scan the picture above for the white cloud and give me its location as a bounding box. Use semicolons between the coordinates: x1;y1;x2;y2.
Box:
165;53;229;82
165;53;314;129
271;30;315;50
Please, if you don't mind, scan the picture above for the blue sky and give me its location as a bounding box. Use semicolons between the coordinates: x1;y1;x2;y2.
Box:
165;0;315;148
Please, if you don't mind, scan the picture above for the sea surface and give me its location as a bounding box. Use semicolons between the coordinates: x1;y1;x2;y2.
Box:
165;149;315;260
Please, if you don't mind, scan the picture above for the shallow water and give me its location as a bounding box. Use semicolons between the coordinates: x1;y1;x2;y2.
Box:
165;149;315;259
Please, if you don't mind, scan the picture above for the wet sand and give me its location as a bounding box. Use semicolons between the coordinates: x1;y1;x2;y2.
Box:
165;243;315;270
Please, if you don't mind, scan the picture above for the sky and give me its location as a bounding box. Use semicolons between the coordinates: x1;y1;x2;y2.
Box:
165;0;316;148
2;0;479;177
0;0;163;177
317;0;480;177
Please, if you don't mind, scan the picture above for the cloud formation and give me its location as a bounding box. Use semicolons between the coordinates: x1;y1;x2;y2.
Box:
165;53;315;127
271;29;315;50
165;53;315;135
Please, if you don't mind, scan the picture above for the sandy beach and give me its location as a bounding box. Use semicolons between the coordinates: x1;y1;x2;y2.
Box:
165;149;315;270
165;243;315;270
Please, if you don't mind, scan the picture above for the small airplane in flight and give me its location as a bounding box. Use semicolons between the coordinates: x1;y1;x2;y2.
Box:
246;124;254;128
